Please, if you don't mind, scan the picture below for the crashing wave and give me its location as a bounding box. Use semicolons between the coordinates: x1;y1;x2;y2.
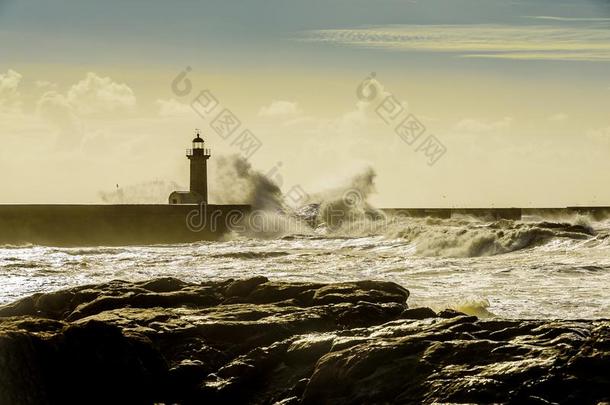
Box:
215;155;600;257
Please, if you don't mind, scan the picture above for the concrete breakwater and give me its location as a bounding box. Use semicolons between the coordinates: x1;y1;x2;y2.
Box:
384;207;610;221
0;204;250;246
0;204;608;246
383;208;521;220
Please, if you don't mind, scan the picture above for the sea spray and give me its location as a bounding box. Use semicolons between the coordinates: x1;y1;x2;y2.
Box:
208;158;596;255
452;297;495;318
208;155;389;238
306;167;385;231
98;158;601;257
210;154;285;211
99;180;182;204
211;155;311;238
381;216;596;257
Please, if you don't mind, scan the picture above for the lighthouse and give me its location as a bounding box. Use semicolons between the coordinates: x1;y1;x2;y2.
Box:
168;130;211;204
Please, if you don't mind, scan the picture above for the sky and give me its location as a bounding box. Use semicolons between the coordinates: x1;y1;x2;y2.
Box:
0;0;609;207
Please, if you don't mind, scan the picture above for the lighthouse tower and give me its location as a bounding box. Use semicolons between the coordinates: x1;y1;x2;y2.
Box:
168;130;211;205
188;132;211;202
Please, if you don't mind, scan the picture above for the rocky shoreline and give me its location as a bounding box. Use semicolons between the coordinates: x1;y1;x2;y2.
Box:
0;277;608;404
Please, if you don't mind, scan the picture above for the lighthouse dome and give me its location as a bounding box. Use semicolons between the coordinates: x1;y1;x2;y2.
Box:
192;135;204;143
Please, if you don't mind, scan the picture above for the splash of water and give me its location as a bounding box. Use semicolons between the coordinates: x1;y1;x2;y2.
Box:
210;154;285;211
99;180;182;204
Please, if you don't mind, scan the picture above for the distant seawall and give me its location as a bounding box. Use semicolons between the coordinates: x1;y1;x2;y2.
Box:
382;207;610;221
0;204;250;247
382;208;522;220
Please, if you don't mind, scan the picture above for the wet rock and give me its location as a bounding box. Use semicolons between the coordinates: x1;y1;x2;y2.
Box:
0;317;166;405
400;307;437;319
312;280;409;305
438;308;468;318
225;276;269;297
0;277;608;405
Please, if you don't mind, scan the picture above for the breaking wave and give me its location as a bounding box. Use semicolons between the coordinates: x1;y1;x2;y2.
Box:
209;251;290;260
212;155;603;257
380;218;595;258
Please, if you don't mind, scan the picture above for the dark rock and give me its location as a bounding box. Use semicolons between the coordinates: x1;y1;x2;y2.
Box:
225;276;269;297
438;308;468;318
137;277;189;292
0;318;167;405
312;280;409;305
401;307;437;319
0;277;608;405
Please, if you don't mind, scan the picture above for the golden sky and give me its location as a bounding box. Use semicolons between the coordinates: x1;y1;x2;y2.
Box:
0;0;609;207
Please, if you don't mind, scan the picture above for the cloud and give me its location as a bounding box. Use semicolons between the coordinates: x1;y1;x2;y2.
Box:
525;16;610;22
35;72;137;147
157;98;191;117
0;70;64;145
258;100;301;117
303;24;610;62
66;72;136;115
0;69;23;112
336;74;407;132
37;90;83;147
454;117;512;133
277;75;412;169
548;113;568;122
35;80;58;90
273;77;398;132
587;126;610;143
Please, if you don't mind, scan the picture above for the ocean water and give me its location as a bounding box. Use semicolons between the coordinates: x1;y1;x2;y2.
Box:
1;214;609;320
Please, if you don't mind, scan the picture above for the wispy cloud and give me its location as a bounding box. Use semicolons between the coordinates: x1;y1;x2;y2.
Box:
303;24;610;62
258;100;301;117
548;113;568;122
525;16;610;22
454;117;512;133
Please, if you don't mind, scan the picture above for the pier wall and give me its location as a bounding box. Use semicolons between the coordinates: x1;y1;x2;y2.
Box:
383;207;610;221
382;208;522;220
1;205;608;247
0;204;250;246
523;207;610;221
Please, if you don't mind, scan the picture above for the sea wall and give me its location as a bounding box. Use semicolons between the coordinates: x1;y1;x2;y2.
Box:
2;205;609;246
383;208;522;220
524;207;610;221
383;207;610;221
0;204;250;246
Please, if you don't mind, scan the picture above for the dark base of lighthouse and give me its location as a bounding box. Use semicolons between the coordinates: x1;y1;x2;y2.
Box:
0;204;250;247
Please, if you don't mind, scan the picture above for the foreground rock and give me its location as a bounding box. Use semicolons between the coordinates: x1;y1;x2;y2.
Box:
0;277;607;404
